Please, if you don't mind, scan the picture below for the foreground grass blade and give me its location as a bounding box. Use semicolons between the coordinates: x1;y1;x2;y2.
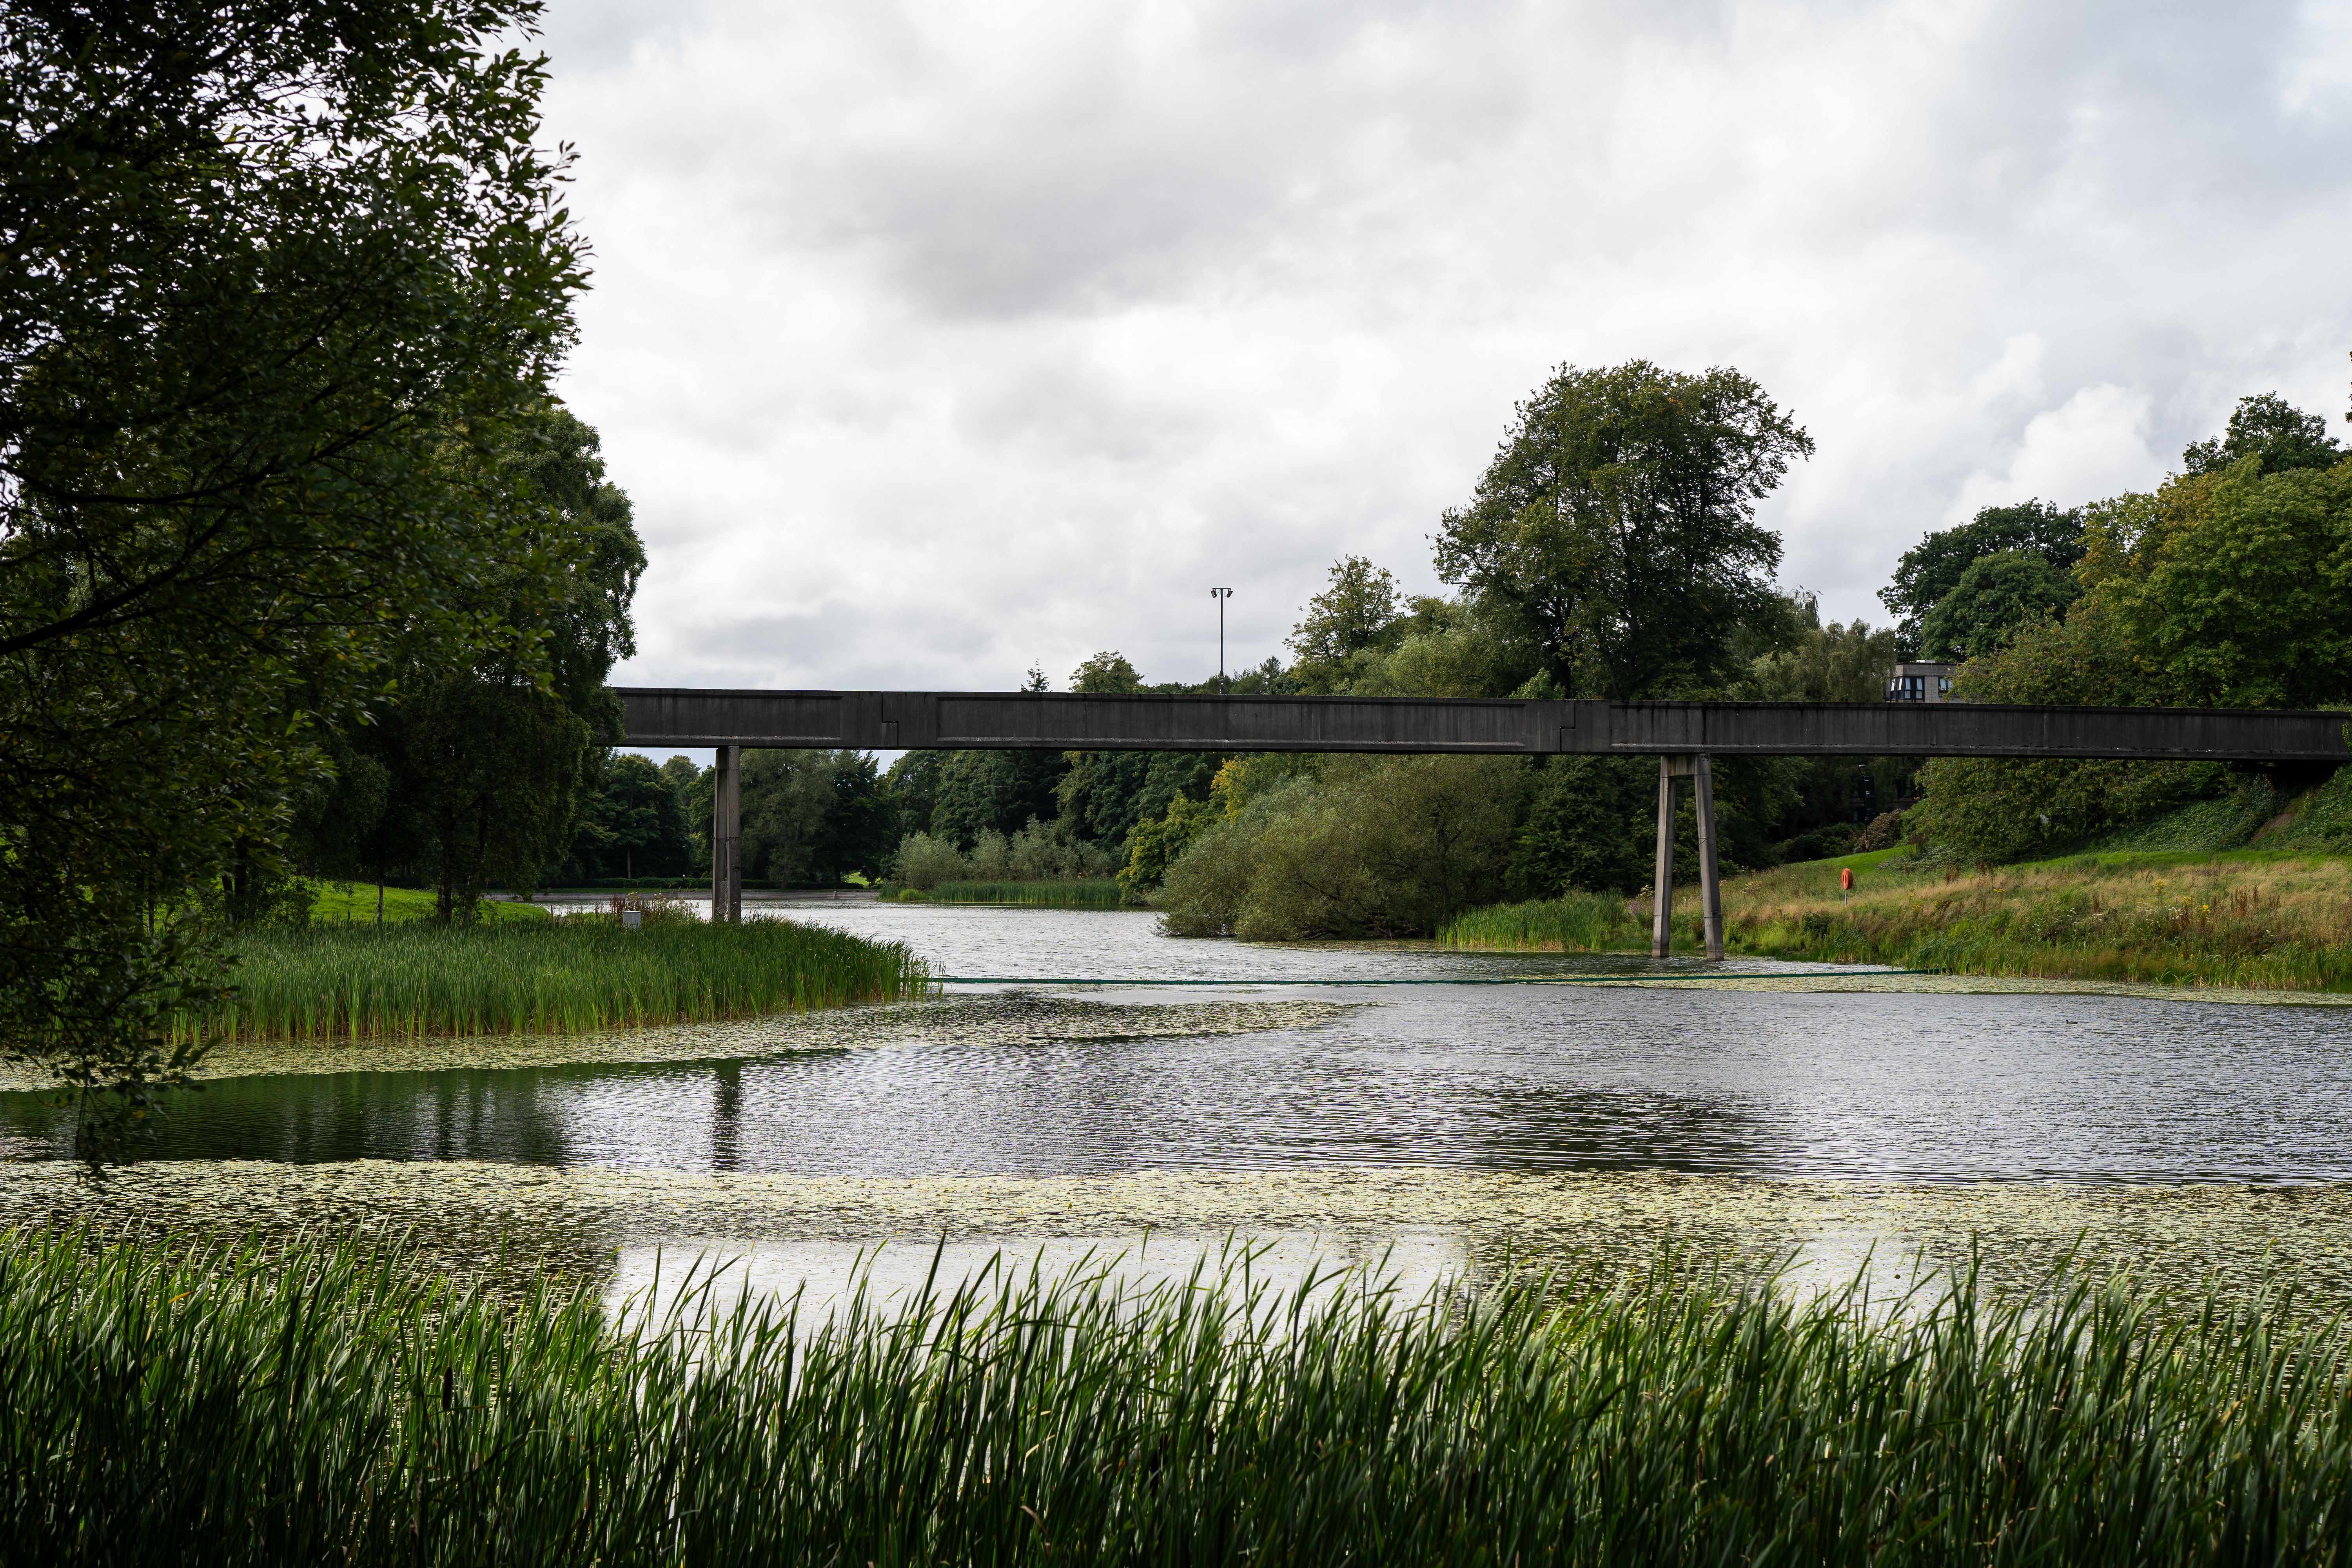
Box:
6;1229;2352;1565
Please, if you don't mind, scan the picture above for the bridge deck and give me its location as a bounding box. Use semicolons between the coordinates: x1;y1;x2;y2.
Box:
617;689;2349;762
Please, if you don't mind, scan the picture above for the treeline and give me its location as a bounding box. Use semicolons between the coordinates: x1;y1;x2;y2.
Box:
778;372;2350;938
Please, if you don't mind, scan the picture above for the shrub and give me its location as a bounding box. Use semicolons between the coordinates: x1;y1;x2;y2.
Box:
1854;810;1905;852
890;831;968;891
1160;758;1522;939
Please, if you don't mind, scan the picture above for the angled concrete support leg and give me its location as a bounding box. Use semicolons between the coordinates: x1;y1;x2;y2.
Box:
1651;757;1677;957
711;743;742;924
1693;753;1724;960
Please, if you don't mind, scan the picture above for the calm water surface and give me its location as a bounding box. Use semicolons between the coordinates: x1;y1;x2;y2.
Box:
6;906;2348;1184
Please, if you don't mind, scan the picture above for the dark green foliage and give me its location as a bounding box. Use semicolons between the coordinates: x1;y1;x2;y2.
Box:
1918;601;2225;863
1918;548;2077;662
1116;795;1219;894
1287;555;1407;692
1068;651;1143;692
1878;499;2084;655
1162;757;1522;937
555;753;694;883
2092;460;2352;709
2183;391;2343;477
14;1232;2352;1566
882;750;943;838
1056;750;1222;851
1507;757;1654;897
916;880;1127;907
929;750;1070;850
1434;360;1811;697
0;0;584;1162
405;682;589;919
737;750;896;886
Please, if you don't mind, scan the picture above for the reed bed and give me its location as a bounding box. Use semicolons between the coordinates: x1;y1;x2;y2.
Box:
911;878;1128;907
1439;891;1632;951
9;1229;2352;1566
190;921;929;1043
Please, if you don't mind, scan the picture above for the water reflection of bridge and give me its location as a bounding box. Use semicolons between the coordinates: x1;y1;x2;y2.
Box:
619;688;2349;960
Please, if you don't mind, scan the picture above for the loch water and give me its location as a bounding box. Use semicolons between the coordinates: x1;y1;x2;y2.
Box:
7;905;2349;1187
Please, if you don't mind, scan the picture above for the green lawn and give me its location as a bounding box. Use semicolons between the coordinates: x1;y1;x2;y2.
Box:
307;883;550;924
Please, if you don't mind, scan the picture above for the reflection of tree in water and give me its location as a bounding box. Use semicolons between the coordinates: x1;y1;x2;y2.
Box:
1437;1082;1791;1176
49;1067;583;1167
711;1063;742;1172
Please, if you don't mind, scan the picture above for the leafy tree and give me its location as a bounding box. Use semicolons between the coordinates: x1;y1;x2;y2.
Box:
740;750;896;886
1878;501;2083;656
1918;549;2076;662
2083;463;2352;709
884;751;944;840
1505;757;1653;897
1744;598;1899;704
305;406;644;918
1915;599;2220;862
931;750;1069;848
1434;361;1811;698
1069;652;1143;693
1342;596;1536;699
0;0;584;1163
2182;392;2343;477
557;753;692;882
1160;757;1523;938
1288;557;1405;693
1054;750;1221;849
407;679;589;916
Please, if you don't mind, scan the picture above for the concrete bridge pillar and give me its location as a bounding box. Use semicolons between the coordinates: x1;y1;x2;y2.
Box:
711;743;741;924
1651;754;1725;961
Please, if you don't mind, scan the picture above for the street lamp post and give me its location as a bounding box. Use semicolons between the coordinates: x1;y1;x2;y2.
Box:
1209;587;1233;694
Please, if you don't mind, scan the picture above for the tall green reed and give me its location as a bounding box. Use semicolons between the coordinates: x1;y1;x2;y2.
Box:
1440;891;1631;951
192;920;929;1043
8;1227;2352;1566
913;879;1128;908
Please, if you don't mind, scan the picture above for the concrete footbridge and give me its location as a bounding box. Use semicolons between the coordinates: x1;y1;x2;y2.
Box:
617;688;2349;960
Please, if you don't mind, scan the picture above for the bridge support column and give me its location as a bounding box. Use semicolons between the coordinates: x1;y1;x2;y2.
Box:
1651;759;1677;956
1693;753;1724;961
1653;755;1725;960
711;743;741;924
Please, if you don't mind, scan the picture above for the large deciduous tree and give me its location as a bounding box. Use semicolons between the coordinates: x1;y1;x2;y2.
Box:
1877;500;2083;657
1434;361;1811;699
0;0;586;1164
2182;392;2344;478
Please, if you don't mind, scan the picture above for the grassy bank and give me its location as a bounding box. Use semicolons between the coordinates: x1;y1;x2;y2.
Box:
1446;850;2352;990
11;1229;2352;1566
1716;849;2352;988
897;878;1127;908
194;920;929;1043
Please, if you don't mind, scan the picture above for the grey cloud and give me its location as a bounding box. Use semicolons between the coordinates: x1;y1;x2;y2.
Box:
540;0;2352;685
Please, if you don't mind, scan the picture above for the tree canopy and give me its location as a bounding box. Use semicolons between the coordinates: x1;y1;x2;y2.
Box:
0;0;586;1164
1918;549;2076;663
1433;361;1811;698
1287;557;1405;692
2182;392;2343;478
1878;501;2083;657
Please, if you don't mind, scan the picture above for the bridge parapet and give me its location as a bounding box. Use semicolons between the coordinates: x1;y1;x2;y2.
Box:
617;689;2349;763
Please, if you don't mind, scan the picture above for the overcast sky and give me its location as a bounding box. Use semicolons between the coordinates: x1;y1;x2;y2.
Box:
539;0;2352;704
